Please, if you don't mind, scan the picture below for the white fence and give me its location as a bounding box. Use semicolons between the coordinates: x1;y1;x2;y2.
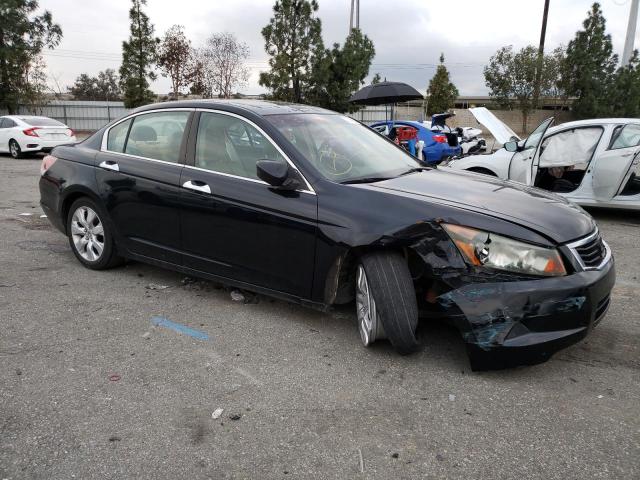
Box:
0;101;131;131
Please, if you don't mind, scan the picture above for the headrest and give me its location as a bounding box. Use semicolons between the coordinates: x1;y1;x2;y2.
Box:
130;125;157;142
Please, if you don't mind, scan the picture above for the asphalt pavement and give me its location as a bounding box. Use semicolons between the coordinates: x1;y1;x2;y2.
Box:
1;156;638;479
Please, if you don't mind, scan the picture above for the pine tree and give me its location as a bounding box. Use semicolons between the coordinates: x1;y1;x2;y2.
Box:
562;2;617;119
259;0;323;102
0;0;62;113
427;54;459;115
120;0;159;108
307;28;375;112
607;54;640;118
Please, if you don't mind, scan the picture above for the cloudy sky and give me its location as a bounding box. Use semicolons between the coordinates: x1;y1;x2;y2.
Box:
41;0;640;96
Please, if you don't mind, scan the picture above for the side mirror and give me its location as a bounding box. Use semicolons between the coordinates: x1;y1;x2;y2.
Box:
504;141;519;152
256;159;301;190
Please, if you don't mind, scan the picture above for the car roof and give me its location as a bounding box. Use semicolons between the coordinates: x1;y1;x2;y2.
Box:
547;118;640;133
134;99;337;116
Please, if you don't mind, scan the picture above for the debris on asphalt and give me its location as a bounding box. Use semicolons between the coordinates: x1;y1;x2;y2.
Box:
211;408;224;420
230;289;259;304
146;283;170;290
228;413;242;421
448;394;456;401
15;368;22;376
436;454;445;462
108;436;121;442
597;395;604;399
357;448;364;473
108;374;121;382
230;289;246;302
150;316;209;341
18;212;32;216
181;276;197;286
40;214;47;218
391;452;399;459
0;283;16;288
141;331;151;339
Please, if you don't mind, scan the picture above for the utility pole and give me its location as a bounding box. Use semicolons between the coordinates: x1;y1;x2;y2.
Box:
622;0;639;66
349;0;360;31
533;0;551;108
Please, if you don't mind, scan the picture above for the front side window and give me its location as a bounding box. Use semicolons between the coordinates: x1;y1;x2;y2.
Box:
195;112;286;180
524;117;554;151
106;118;132;153
610;124;640;150
124;111;189;162
266;114;422;183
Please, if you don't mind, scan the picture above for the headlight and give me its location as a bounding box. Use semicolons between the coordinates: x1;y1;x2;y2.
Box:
442;224;567;277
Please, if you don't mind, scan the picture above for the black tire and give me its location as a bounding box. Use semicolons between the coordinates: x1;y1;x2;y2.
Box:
467;167;497;177
66;197;123;270
9;139;23;159
360;251;421;355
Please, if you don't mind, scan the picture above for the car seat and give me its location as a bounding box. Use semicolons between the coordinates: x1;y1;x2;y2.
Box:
197;124;250;178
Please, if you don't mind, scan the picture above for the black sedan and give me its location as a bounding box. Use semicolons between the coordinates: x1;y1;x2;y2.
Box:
39;100;615;370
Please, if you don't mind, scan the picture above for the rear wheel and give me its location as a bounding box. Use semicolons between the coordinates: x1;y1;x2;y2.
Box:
356;252;421;355
66;198;123;270
9;140;23;159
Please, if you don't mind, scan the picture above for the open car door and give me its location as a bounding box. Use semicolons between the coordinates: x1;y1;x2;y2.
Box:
592;123;640;201
508;117;554;185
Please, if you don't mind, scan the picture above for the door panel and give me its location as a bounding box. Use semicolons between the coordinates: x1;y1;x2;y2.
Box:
508;117;554;184
180;172;317;297
95;110;192;264
179;110;318;298
593;124;640;200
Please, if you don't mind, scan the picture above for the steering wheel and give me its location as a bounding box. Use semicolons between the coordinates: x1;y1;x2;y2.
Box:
317;139;352;177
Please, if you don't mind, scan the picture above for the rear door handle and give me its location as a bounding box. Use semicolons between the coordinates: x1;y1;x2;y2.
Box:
99;160;119;172
182;180;211;194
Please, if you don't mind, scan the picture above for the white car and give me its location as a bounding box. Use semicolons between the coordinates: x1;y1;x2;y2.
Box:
443;109;640;210
0;115;77;159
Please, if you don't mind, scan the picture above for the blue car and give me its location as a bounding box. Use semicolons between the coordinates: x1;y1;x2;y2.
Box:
370;120;461;164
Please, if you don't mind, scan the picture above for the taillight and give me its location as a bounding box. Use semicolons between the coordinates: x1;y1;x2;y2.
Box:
67;128;74;137
23;127;40;137
433;134;447;143
40;155;58;175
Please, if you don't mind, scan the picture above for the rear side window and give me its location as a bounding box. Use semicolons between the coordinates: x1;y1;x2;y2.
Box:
106;119;132;153
0;119;6;128
609;124;640;150
19;117;64;126
2;118;16;128
124;112;189;162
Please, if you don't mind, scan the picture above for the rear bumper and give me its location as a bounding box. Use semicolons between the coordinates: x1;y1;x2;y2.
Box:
439;258;615;370
22;138;77;152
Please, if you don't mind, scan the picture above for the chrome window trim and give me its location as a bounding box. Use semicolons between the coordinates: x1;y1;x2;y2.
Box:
100;108;195;152
195;108;316;195
566;228;612;271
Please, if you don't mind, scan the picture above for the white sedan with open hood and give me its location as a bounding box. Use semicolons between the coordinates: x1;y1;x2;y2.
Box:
0;115;76;159
442;108;640;210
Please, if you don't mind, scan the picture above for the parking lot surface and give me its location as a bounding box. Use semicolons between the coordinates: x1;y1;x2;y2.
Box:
1;156;638;479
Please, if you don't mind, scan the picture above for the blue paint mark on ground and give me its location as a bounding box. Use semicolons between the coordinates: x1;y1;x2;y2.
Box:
151;316;209;341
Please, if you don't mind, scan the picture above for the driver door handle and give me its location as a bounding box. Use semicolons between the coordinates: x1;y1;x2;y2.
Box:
99;160;119;172
182;180;211;194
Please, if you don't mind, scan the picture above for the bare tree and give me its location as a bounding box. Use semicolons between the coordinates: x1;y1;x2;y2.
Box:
201;32;250;98
157;25;193;99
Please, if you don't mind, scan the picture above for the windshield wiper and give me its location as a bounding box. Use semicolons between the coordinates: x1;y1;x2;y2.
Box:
399;167;429;176
340;176;393;185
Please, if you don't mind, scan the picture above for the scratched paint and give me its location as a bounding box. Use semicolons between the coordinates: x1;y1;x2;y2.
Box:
151;316;209;341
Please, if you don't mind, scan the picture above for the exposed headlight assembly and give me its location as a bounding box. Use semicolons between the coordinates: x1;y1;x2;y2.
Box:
442;223;567;277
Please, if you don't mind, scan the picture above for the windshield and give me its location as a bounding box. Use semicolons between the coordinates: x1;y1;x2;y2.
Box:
19;117;65;127
266;114;422;183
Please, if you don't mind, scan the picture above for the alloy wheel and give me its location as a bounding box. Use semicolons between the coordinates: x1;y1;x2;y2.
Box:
9;141;19;158
356;264;379;346
70;206;105;262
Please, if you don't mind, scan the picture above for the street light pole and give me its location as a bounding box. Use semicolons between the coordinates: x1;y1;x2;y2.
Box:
534;0;551;108
622;0;639;66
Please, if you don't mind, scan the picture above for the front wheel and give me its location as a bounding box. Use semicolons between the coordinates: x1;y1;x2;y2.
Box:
9;140;23;159
356;252;421;355
66;198;123;270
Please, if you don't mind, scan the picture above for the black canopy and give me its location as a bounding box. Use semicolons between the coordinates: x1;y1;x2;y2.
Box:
348;81;423;106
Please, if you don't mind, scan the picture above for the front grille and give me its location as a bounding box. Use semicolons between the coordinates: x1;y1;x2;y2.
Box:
574;233;606;268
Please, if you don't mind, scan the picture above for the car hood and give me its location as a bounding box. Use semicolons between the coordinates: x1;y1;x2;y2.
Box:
367;169;595;244
469;107;520;144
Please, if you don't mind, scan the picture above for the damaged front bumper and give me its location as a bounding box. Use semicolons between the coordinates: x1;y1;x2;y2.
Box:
438;258;615;370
